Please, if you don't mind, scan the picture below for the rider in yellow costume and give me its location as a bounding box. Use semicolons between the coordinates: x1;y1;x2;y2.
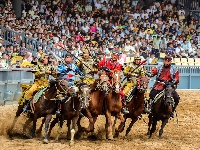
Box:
77;49;98;86
123;54;146;100
22;54;57;112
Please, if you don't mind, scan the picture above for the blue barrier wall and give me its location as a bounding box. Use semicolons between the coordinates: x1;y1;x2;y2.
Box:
0;66;199;105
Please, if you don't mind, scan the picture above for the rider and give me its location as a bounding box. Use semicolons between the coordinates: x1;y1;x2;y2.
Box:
57;53;84;115
147;54;180;118
77;49;98;86
123;53;146;113
23;53;57;112
98;50;129;114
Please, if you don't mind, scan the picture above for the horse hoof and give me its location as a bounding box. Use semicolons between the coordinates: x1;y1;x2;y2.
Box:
36;129;42;134
107;135;114;140
114;132;119;138
43;139;49;144
69;141;74;146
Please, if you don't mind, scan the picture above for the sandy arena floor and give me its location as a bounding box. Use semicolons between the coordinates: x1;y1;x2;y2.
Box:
0;91;200;150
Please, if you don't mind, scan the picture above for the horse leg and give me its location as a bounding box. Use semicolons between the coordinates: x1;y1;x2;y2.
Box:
125;117;138;138
8;105;24;136
30;113;37;138
149;118;157;138
112;117;117;136
105;110;113;140
48;117;58;138
22;118;33;135
43;114;52;144
115;115;127;138
159;118;168;138
147;114;153;135
36;117;46;135
67;120;71;140
55;115;64;141
85;110;95;133
69;115;79;146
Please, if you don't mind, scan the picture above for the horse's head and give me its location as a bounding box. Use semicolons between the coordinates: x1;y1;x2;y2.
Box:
54;79;76;97
137;76;149;93
164;84;175;106
79;83;90;109
99;74;111;92
112;71;121;93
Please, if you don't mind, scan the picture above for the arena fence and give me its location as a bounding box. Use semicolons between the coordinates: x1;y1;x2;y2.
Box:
0;66;199;105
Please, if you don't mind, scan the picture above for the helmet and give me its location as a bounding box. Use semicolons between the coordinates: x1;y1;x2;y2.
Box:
164;54;172;60
39;54;49;62
134;53;141;62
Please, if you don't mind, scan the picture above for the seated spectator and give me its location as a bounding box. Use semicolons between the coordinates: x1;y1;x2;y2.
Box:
166;42;176;57
175;44;184;58
0;53;8;68
148;54;158;65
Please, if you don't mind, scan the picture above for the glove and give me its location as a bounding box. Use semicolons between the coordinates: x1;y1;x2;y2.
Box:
164;80;169;85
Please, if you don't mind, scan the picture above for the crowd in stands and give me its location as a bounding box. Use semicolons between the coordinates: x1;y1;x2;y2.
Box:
0;0;200;69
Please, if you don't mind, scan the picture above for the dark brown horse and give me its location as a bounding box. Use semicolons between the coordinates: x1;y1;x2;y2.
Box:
147;83;175;138
77;71;111;134
115;76;149;138
105;71;125;140
46;83;90;146
9;79;75;143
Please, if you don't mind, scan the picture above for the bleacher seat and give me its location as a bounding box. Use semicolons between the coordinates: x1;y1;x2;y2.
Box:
160;53;166;58
194;58;200;66
188;58;195;66
174;58;181;63
125;57;134;63
181;58;188;66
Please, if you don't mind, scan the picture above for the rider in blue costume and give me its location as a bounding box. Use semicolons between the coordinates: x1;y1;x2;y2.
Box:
56;53;84;115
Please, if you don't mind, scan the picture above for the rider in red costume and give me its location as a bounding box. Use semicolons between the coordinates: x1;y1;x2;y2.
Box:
147;55;180;117
98;51;128;114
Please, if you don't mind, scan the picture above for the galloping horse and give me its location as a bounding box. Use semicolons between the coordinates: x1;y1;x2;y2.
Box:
115;76;149;138
105;71;125;140
9;79;75;143
147;82;175;138
77;70;111;134
47;83;90;146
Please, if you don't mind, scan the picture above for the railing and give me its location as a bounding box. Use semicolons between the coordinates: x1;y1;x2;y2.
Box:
0;26;68;58
0;65;200;105
178;0;200;22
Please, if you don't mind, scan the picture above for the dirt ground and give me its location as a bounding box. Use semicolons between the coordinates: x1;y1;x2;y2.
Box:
0;91;200;150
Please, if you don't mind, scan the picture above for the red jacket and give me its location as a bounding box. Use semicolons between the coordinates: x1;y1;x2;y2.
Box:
151;65;180;90
98;57;122;72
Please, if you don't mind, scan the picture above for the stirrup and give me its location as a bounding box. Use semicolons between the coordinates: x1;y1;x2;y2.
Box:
143;107;151;114
56;109;61;116
122;108;129;114
170;112;175;118
23;105;29;113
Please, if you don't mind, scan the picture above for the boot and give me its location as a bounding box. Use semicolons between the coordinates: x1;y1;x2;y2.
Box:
122;96;129;114
55;100;61;116
23;100;30;113
170;104;178;118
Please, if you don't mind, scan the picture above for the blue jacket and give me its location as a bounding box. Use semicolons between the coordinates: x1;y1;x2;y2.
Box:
57;63;84;86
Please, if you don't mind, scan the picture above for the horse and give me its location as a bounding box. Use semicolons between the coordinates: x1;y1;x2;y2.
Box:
104;71;125;140
114;76;149;138
9;79;75;144
147;82;175;138
46;83;90;146
77;70;111;135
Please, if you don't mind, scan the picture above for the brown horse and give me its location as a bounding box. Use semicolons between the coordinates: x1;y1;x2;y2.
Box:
115;76;149;138
77;70;111;134
147;83;175;138
46;83;90;146
104;71;125;140
9;79;75;143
